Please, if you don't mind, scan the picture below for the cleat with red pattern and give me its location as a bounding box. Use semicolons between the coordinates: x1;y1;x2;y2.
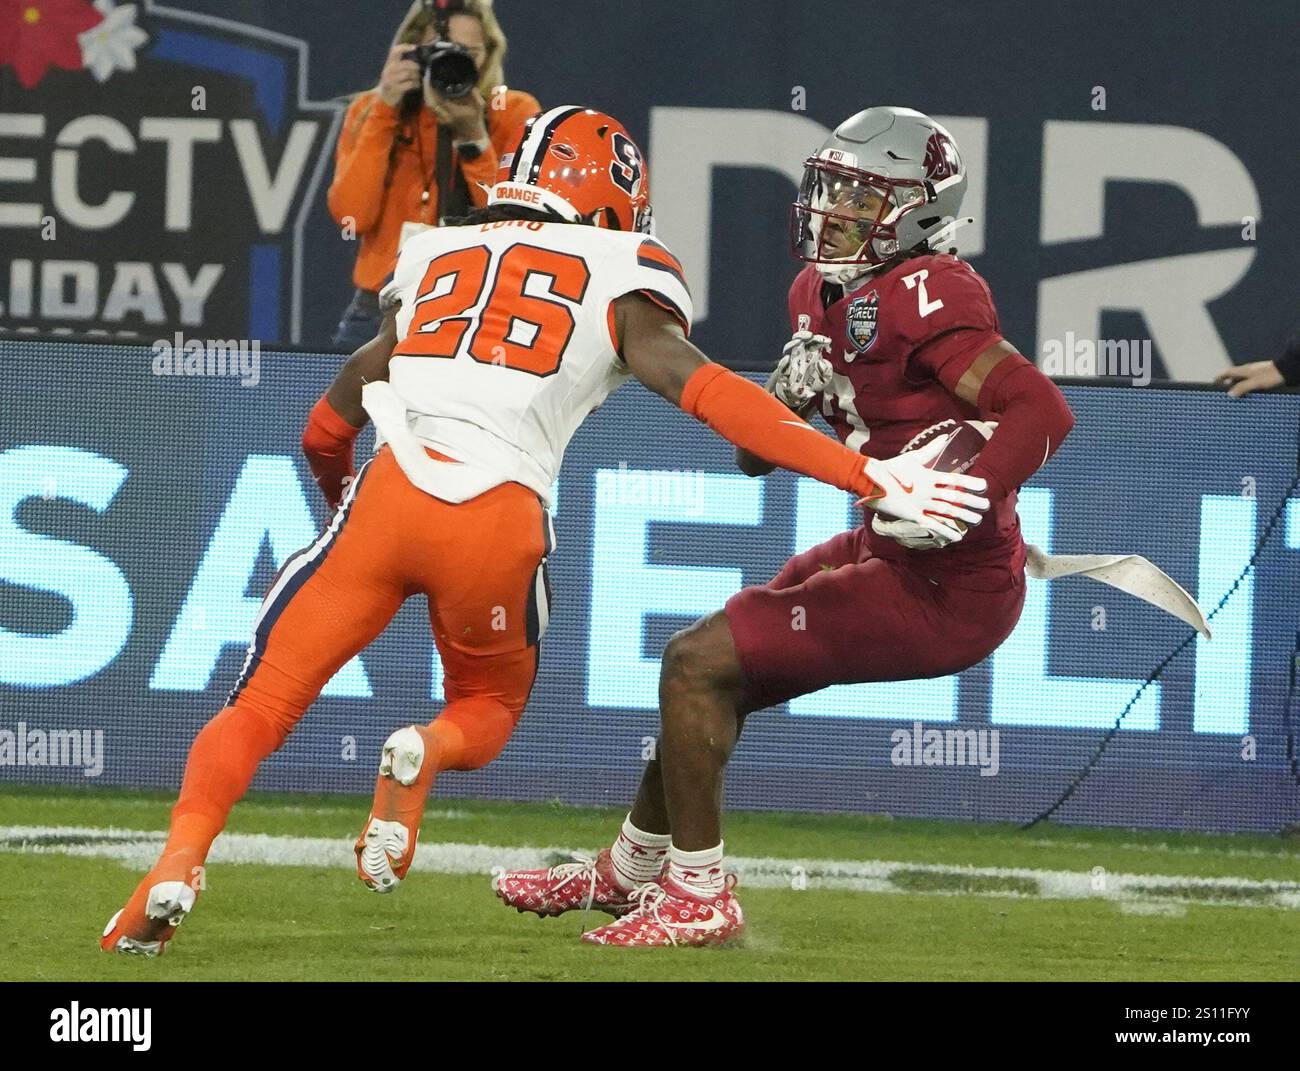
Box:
494;849;634;917
580;873;744;947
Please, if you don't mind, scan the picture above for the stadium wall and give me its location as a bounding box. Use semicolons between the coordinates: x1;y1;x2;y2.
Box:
1;338;1298;833
0;0;1296;384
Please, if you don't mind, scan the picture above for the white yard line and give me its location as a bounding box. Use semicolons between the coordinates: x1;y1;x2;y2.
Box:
2;825;1297;911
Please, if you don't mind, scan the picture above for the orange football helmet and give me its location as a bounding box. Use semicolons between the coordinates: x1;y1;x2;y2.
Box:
489;106;652;233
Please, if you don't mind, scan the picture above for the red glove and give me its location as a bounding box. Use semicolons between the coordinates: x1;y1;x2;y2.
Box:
302;395;360;510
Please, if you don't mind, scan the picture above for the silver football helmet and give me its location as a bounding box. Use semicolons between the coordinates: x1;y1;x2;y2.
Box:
791;107;969;285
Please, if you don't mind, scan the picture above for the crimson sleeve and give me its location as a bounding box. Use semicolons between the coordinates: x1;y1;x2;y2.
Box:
912;325;1005;393
680;364;879;499
302;395;360;510
967;353;1075;501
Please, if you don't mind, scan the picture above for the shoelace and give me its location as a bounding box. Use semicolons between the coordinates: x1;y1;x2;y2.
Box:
545;855;601;910
624;882;678;947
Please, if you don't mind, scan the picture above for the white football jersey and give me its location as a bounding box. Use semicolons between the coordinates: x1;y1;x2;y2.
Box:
364;219;693;505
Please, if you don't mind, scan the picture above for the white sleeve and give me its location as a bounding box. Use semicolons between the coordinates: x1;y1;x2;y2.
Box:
605;236;694;334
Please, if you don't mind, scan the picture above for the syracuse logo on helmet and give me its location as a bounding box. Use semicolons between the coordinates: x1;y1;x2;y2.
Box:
489;106;653;233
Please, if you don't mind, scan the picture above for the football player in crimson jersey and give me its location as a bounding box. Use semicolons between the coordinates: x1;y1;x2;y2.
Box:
99;106;988;956
498;107;1075;948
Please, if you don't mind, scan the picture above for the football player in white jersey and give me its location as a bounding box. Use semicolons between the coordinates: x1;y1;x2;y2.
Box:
101;106;988;955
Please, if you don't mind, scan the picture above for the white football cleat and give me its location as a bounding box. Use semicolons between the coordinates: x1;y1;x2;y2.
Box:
379;725;426;786
355;818;410;894
100;880;197;956
355;725;439;893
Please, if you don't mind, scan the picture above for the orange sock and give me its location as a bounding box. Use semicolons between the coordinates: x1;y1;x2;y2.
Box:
158;705;288;881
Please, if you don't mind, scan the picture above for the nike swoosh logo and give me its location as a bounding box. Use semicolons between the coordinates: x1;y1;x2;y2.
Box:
778;420;819;431
670;909;730;933
896;478;914;493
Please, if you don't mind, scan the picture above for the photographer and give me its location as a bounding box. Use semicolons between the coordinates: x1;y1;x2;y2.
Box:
327;0;539;348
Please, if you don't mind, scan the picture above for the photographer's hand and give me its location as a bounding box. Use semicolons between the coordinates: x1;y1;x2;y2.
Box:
377;46;421;109
426;86;489;143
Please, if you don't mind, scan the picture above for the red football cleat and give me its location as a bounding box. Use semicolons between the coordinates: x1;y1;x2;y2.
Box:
580;874;744;947
494;849;634;917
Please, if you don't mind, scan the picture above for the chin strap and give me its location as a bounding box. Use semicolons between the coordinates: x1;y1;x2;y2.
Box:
923;215;975;254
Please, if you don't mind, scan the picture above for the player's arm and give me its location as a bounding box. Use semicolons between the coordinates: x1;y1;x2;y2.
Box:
735;384;818;476
615;293;989;540
736;332;827;476
944;339;1075;500
301;307;398;509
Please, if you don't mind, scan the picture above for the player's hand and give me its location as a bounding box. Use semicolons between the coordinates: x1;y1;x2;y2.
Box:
767;330;833;409
857;436;990;545
870;514;952;551
1214;360;1284;398
377;46;422;109
378;280;404;315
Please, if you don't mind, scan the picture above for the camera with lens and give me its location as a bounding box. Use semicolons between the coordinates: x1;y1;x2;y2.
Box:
405;39;478;102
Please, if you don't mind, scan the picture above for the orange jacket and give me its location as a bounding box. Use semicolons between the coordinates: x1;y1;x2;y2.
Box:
328;88;540;292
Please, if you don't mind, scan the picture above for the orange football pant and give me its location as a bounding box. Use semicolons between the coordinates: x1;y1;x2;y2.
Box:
157;446;550;879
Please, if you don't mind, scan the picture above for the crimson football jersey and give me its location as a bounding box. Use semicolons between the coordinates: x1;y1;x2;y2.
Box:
788;253;1024;587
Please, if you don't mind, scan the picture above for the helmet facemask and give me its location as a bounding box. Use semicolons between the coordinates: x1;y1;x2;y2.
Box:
790;156;931;284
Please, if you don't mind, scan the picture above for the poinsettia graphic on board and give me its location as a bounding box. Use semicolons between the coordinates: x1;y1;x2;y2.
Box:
0;0;103;88
78;0;147;82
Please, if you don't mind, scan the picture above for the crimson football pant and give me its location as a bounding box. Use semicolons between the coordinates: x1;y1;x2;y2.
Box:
724;525;1026;710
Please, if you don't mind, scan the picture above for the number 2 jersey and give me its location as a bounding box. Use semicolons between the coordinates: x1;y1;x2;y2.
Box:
791;252;1025;588
366;219;693;506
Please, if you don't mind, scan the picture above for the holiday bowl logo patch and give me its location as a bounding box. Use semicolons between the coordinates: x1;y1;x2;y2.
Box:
846;290;880;352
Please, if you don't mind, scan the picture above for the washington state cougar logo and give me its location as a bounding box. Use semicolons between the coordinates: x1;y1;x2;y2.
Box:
924;131;961;181
846;291;880;353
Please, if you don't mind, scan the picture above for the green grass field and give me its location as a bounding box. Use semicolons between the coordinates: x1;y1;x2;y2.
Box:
2;785;1297;981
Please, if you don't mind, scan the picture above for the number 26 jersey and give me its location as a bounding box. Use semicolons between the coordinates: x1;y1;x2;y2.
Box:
368;219;693;505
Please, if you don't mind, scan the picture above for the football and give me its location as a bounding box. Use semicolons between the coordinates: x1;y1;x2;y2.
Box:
899;418;996;474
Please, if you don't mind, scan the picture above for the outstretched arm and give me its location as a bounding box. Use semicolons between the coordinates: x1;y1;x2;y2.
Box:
736;333;825;477
615;292;876;498
302;309;398;508
616;293;989;542
736;390;817;476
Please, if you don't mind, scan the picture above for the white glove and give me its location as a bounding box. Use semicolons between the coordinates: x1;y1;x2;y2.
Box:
378;280;404;315
871;513;951;550
858;435;990;545
873;418;1003;551
767;330;833;409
